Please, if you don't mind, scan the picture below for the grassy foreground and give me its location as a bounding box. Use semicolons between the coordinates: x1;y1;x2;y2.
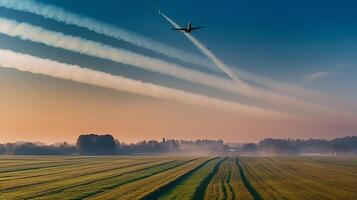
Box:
0;155;356;199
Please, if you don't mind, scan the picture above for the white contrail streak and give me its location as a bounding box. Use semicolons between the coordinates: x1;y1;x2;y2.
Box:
159;12;252;91
0;0;334;105
0;48;289;119
157;12;353;117
0;18;347;118
0;17;254;97
157;13;351;117
0;0;215;70
0;0;327;105
233;69;325;102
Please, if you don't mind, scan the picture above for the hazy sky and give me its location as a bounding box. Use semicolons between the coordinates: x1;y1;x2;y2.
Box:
0;0;356;143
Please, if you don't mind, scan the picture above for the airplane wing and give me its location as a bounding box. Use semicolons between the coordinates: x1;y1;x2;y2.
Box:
191;26;205;31
171;28;187;31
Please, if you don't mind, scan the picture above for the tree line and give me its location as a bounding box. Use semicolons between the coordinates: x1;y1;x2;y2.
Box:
0;134;356;155
0;134;226;155
238;136;357;155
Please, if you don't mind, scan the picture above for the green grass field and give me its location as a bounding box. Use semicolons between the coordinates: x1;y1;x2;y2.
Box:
0;156;356;199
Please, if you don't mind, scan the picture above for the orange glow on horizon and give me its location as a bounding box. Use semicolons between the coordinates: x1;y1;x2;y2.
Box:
0;69;355;144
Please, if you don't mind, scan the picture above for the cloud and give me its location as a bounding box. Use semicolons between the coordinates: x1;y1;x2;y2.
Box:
0;0;341;103
306;71;333;82
1;0;350;110
0;48;291;119
0;17;349;119
0;0;335;105
0;0;216;70
0;17;255;96
157;12;353;118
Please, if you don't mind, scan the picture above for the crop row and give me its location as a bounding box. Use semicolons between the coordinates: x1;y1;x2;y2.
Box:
1;156;355;199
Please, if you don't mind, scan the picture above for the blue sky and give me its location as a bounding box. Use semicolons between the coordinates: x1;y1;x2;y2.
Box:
2;0;357;99
0;0;356;142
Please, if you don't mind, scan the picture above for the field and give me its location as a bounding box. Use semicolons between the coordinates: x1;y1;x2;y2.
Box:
0;156;356;199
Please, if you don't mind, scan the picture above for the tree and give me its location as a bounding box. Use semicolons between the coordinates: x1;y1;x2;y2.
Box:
76;134;115;155
242;143;258;152
0;144;5;154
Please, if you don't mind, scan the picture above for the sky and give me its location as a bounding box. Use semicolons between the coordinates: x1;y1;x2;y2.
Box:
0;0;356;143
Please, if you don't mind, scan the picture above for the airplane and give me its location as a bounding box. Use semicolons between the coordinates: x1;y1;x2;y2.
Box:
158;10;204;33
171;21;205;33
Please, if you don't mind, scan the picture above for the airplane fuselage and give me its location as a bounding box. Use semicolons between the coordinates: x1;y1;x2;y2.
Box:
185;22;193;33
177;21;193;33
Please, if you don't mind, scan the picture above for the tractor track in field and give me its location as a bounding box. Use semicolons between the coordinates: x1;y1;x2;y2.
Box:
193;157;227;200
244;159;284;200
197;157;227;199
236;157;262;200
263;158;357;195
220;174;228;200
1;159;159;182
0;160;87;174
20;160;178;199
0;161;110;182
0;157;91;169
0;161;67;169
2;159;168;194
226;162;235;200
141;157;219;200
255;159;300;200
250;158;330;200
283;157;357;176
77;158;200;199
251;157;351;200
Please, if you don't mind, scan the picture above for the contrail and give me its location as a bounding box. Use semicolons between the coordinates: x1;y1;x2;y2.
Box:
0;18;347;118
0;0;215;70
0;48;290;119
157;12;353;117
0;0;335;104
233;69;325;102
0;17;254;97
159;11;253;93
0;0;326;103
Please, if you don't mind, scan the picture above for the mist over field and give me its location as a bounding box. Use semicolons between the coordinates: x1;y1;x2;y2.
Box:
1;134;356;157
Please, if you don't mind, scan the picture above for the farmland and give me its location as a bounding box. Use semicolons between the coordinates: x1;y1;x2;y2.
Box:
0;156;356;199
